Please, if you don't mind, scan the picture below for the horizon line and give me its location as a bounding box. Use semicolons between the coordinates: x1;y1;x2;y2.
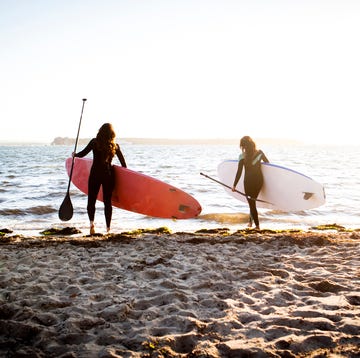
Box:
1;136;304;146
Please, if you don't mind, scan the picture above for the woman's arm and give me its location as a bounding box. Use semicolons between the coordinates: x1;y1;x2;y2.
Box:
74;138;95;158
261;150;269;163
116;144;127;168
232;159;244;191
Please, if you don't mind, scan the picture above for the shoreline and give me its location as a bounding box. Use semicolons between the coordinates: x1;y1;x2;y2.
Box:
1;225;359;243
1;223;359;241
0;228;359;357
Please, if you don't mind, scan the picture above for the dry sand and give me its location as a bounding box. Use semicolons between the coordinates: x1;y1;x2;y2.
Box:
0;228;359;357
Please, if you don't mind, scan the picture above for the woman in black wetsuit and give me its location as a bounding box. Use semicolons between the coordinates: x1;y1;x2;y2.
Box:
232;136;269;230
74;123;127;235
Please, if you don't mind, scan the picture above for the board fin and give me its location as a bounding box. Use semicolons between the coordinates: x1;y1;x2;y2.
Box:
178;204;190;212
303;192;314;200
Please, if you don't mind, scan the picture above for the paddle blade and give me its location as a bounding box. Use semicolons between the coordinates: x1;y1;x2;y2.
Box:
58;192;73;221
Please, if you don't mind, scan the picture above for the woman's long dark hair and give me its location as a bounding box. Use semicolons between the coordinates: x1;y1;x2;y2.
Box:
240;136;257;163
96;123;117;163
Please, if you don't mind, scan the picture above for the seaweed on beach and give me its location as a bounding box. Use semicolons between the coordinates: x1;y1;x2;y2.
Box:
125;227;172;235
195;228;230;235
310;224;347;231
40;227;82;236
0;228;13;236
233;228;303;235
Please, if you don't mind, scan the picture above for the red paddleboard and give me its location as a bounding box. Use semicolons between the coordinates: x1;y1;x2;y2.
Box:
65;157;202;219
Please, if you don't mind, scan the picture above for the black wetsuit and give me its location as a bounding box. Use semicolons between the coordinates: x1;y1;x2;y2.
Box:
75;138;127;228
235;150;269;227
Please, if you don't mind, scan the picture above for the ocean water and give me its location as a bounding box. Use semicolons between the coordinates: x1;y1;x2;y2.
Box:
0;142;359;236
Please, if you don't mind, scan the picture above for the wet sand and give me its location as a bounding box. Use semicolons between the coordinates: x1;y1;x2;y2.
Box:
0;227;359;357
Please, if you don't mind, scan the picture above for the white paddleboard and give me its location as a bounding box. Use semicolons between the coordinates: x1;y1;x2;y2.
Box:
217;160;326;211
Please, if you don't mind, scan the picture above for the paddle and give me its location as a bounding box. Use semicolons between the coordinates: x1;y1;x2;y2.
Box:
200;172;273;205
58;98;87;221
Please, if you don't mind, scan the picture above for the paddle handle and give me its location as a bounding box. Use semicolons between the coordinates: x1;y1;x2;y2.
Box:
200;172;273;205
67;99;87;192
200;172;247;196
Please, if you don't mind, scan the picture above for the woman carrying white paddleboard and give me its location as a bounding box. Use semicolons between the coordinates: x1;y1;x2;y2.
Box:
232;136;269;230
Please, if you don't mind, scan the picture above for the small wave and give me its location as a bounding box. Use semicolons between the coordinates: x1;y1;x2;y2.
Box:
0;208;24;216
0;205;57;216
28;205;58;215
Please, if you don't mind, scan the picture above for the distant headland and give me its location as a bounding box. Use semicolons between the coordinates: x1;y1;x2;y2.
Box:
51;137;91;146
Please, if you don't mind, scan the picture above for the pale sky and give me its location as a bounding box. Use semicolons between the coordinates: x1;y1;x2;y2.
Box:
1;0;359;144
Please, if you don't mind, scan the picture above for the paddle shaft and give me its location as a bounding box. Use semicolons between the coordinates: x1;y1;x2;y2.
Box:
200;172;272;205
66;98;87;193
58;99;87;221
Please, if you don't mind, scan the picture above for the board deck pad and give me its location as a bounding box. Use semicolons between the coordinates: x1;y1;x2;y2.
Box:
217;160;325;211
66;157;202;219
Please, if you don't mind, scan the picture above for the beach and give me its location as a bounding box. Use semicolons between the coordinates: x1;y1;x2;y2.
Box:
0;227;359;357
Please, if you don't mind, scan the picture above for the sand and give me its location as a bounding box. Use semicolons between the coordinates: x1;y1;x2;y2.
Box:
0;227;359;357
